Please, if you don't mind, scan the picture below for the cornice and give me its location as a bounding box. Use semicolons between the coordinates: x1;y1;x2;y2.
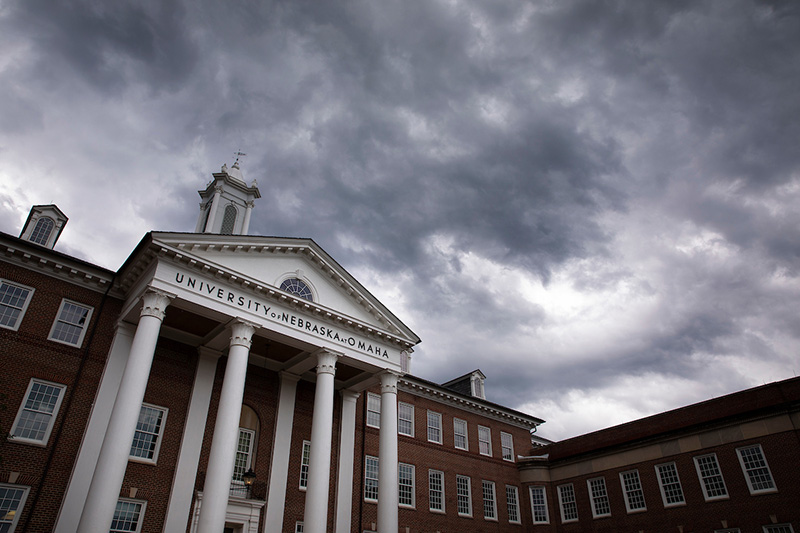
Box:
118;238;417;351
399;377;542;429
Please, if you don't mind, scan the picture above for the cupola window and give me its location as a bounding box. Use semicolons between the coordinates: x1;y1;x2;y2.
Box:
30;217;55;246
220;205;237;234
280;278;313;301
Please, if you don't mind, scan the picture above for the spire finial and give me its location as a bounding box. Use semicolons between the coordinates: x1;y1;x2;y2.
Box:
233;150;247;168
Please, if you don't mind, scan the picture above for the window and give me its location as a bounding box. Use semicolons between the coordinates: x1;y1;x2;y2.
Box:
655;462;685;506
453;418;468;450
129;404;167;462
29;217;54;246
620;470;646;512
501;432;514;461
49;299;93;347
478;426;492;456
299;441;311;490
10;379;66;445
506;485;520;524
587;477;611;518
0;484;30;532
557;484;578;523
399;463;415;508
365;456;379;501
737;444;776;494
398;402;414;437
0;280;34;331
456;475;472;517
232;428;255;483
220;204;237;234
110;499;145;533
427;411;442;444
763;525;795;533
694;453;728;500
295;522;304;533
279;278;313;301
367;393;381;428
482;480;497;520
529;486;549;524
429;470;444;512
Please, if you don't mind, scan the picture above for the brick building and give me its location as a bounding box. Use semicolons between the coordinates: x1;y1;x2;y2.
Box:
519;377;800;533
0;161;542;533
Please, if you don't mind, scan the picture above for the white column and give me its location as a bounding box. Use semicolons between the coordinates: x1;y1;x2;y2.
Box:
197;319;258;533
240;200;255;235
162;347;221;533
77;289;173;533
334;390;360;533
377;372;399;533
204;186;223;233
303;350;339;533
263;372;300;533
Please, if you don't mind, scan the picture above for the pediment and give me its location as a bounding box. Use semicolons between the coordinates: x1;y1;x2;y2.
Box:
120;232;419;348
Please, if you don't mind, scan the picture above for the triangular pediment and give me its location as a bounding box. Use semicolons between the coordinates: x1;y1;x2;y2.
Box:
120;232;419;348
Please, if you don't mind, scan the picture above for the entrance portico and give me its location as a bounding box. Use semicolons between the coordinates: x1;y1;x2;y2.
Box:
60;231;419;533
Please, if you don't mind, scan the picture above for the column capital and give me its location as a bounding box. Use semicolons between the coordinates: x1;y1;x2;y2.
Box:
315;350;339;376
229;318;259;348
140;288;175;321
378;371;400;395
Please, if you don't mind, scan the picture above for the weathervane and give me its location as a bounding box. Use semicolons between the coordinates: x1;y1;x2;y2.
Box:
233;150;247;165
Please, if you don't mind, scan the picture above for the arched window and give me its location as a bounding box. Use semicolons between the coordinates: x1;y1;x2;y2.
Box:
220;204;237;234
30;217;55;246
280;278;313;301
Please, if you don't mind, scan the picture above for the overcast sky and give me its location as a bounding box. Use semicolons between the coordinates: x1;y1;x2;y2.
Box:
2;0;799;441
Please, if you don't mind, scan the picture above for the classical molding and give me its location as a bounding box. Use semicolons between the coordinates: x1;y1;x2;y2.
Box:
379;371;400;395
341;389;361;403
315;350;339;376
229;318;259;348
140;288;175;320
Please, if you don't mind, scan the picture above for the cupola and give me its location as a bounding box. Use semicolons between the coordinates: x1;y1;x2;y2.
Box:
19;204;68;249
195;159;261;235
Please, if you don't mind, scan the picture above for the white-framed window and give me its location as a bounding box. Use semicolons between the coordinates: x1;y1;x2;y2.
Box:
232;428;255;483
506;485;520;524
482;480;497;521
398;402;414;437
299;440;311;490
694;453;728;500
48;299;93;347
501;432;514;461
110;498;146;533
29;217;55;246
620;470;646;512
453;418;468;450
399;463;415;508
220;204;237;235
478;426;492;456
655;462;685;507
763;525;795;533
736;444;776;494
366;393;381;428
587;477;611;518
529;486;549;524
0;280;34;331
557;484;578;523
129;404;167;463
456;475;472;517
427;411;442;444
0;483;30;532
429;470;445;512
10;379;66;446
294;522;304;533
365;456;379;502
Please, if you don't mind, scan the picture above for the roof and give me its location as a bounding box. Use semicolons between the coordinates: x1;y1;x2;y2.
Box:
534;376;800;462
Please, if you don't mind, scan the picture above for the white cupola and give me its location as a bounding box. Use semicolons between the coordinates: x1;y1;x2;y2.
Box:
195;159;261;235
19;204;68;249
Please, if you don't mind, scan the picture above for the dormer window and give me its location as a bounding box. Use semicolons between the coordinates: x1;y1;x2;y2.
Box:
471;372;486;399
30;217;55;246
280;278;313;301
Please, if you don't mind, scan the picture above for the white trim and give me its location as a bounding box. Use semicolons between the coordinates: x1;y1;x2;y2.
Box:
398;463;415;509
501;431;514;462
453;418;468;451
10;378;67;446
529;485;549;524
478;425;492;456
619;469;646;513
482;480;497;521
428;469;445;513
47;298;93;347
427;410;442;444
655;462;685;507
398;401;414;437
587;477;611;518
736;444;777;494
0;483;30;532
763;525;795;533
505;485;521;524
456;475;472;517
0;279;35;331
364;455;379;502
366;392;381;428
111;498;147;533
129;403;168;464
694;453;729;501
299;440;311;490
557;484;578;523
